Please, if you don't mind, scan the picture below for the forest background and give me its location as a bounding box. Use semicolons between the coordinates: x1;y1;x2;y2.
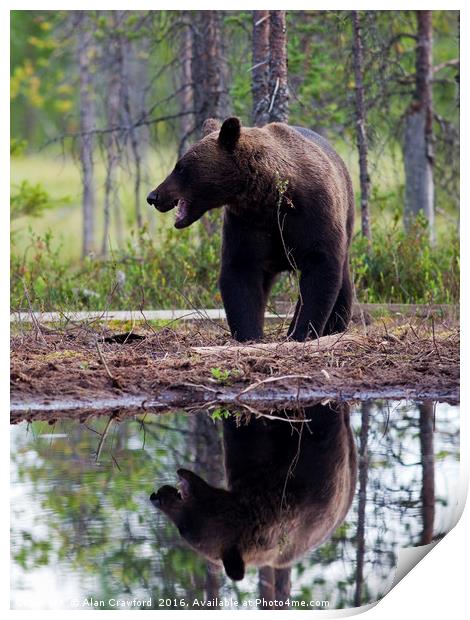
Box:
10;10;460;312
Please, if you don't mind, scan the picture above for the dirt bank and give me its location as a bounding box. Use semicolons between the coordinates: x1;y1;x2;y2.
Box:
10;316;459;423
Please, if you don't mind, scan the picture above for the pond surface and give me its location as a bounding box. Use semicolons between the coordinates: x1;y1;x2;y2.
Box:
10;400;459;611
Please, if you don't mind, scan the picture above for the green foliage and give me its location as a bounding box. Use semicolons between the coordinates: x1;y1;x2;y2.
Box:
11;181;70;220
210;407;231;421
10;138;27;156
10;223;222;311
351;214;459;304
10;215;459;312
210;368;233;385
9;10;459;312
10;11;70;144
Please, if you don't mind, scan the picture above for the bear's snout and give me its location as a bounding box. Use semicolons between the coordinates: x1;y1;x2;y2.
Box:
146;190;159;206
147;186;180;213
149;491;160;507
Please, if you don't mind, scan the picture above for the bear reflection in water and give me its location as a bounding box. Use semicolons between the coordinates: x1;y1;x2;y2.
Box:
150;402;357;581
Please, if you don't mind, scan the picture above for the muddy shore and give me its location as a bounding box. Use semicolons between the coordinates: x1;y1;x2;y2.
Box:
10;317;459;423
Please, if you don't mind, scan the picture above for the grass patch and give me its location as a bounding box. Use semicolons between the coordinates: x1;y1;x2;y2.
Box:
11;214;459;311
11;148;177;260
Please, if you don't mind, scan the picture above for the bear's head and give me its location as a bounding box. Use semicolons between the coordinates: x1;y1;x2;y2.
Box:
150;467;246;580
147;117;245;229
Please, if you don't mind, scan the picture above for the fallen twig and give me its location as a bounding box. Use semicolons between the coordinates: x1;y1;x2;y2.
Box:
95;416;114;463
95;341;122;389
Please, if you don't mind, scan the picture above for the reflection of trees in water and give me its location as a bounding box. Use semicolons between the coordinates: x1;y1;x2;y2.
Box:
419;402;435;545
354;401;370;607
12;414;222;607
295;400;458;608
11;401;459;609
258;566;292;607
188;413;224;602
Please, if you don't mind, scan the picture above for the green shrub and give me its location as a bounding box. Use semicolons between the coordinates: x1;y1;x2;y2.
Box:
10;180;70;220
11;223;222;311
351;215;459;304
10;215;459;311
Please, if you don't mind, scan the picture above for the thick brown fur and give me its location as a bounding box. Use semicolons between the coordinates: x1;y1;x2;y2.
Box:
150;403;357;581
147;117;355;341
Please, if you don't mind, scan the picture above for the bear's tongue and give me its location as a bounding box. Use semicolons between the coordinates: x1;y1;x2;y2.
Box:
175;199;189;226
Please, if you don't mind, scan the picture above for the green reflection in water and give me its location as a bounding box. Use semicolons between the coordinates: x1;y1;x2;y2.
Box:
10;401;460;610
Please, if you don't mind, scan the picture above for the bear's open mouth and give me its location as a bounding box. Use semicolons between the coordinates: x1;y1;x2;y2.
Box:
175;199;189;227
176;472;191;500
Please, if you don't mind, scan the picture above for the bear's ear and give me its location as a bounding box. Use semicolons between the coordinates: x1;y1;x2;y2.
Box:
202;118;221;137
222;545;245;581
218;117;241;151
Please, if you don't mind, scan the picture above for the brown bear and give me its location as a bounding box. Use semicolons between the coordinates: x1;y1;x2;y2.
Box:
150;402;357;581
147;118;354;341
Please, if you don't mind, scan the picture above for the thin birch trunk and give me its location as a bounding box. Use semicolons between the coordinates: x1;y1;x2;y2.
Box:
102;16;121;256
404;11;434;242
76;12;96;257
252;11;270;127
419;401;435;545
456;12;460;107
268;11;289;123
178;17;194;157
354;401;370;607
351;11;372;242
119;30;144;231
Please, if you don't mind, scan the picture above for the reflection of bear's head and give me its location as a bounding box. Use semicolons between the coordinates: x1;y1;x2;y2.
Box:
150;402;357;581
147;117;272;229
151;467;248;580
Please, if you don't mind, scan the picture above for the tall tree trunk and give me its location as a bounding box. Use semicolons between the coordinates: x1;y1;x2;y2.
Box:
351;11;372;242
252;11;270;127
178;16;194;157
268;11;289;123
76;11;96;257
404;11;434;241
192;11;230;134
133;37;153;233
190;414;224;598
102;15;122;256
456;12;460;107
419;401;435;545
191;11;230;236
354;401;370;607
119;22;144;232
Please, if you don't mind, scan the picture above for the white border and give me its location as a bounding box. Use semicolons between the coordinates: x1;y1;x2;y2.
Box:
5;3;466;619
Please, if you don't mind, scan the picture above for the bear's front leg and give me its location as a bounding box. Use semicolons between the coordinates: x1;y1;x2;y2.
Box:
288;253;343;341
219;264;265;341
219;209;270;342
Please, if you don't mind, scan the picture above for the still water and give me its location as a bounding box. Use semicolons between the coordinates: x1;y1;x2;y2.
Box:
10;400;459;610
